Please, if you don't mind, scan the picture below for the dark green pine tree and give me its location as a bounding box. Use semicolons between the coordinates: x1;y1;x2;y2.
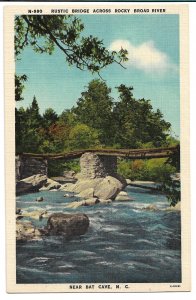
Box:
73;79;115;146
16;96;43;153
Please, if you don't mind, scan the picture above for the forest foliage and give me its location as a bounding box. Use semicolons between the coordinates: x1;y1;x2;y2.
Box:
16;80;179;193
15;15;180;206
16;79;174;154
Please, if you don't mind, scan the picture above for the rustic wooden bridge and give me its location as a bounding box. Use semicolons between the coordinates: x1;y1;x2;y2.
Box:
16;145;179;180
19;145;179;161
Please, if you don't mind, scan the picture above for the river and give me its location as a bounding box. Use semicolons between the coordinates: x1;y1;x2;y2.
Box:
16;186;181;283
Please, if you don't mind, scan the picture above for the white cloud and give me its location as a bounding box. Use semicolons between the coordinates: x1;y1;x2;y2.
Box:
109;39;177;74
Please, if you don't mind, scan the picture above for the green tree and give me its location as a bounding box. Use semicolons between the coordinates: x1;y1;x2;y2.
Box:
58;109;78;127
15;107;27;152
15;74;27;101
160;175;181;207
38;123;71;154
42;108;59;128
69;123;100;150
37;108;60;153
25;96;42;127
113;85;171;148
15;96;43;153
161;144;180;206
73;79;114;145
15;15;128;101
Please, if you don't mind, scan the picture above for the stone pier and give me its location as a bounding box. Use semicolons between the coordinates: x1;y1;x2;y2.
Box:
16;155;48;180
16;152;117;181
79;152;117;179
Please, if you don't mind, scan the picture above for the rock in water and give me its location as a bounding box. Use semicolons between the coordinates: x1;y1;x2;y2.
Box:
60;183;76;192
165;201;181;212
94;176;124;200
83;198;100;206
142;204;158;211
75;187;95;199
22;210;48;220
72;178;103;193
16;174;47;195
16;208;21;214
65;201;84;209
47;213;89;238
39;178;61;191
99;199;112;204
64;193;70;197
36;196;44;202
126;178;132;185
16;221;42;241
115;191;133;201
65;198;100;208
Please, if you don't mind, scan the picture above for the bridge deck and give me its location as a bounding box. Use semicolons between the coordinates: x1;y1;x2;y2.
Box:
18;145;179;160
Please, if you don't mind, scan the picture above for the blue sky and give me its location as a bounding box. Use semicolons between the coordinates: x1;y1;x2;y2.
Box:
16;14;180;137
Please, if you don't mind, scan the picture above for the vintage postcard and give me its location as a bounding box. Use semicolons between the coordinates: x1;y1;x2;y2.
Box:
5;3;190;293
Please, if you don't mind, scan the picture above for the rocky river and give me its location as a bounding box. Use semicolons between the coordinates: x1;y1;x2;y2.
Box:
16;185;181;284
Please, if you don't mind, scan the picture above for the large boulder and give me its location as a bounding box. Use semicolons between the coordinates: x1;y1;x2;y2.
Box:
75;188;94;199
63;176;125;201
39;178;61;191
16;174;47;195
113;173;127;189
73;178;103;193
94;176;124;200
59;183;76;192
16;221;42;241
47;213;89;238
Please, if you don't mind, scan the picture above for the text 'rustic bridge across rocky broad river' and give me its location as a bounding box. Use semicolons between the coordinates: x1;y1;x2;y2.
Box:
16;145;179;180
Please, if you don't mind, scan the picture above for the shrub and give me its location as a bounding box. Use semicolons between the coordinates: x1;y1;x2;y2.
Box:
117;158;176;182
